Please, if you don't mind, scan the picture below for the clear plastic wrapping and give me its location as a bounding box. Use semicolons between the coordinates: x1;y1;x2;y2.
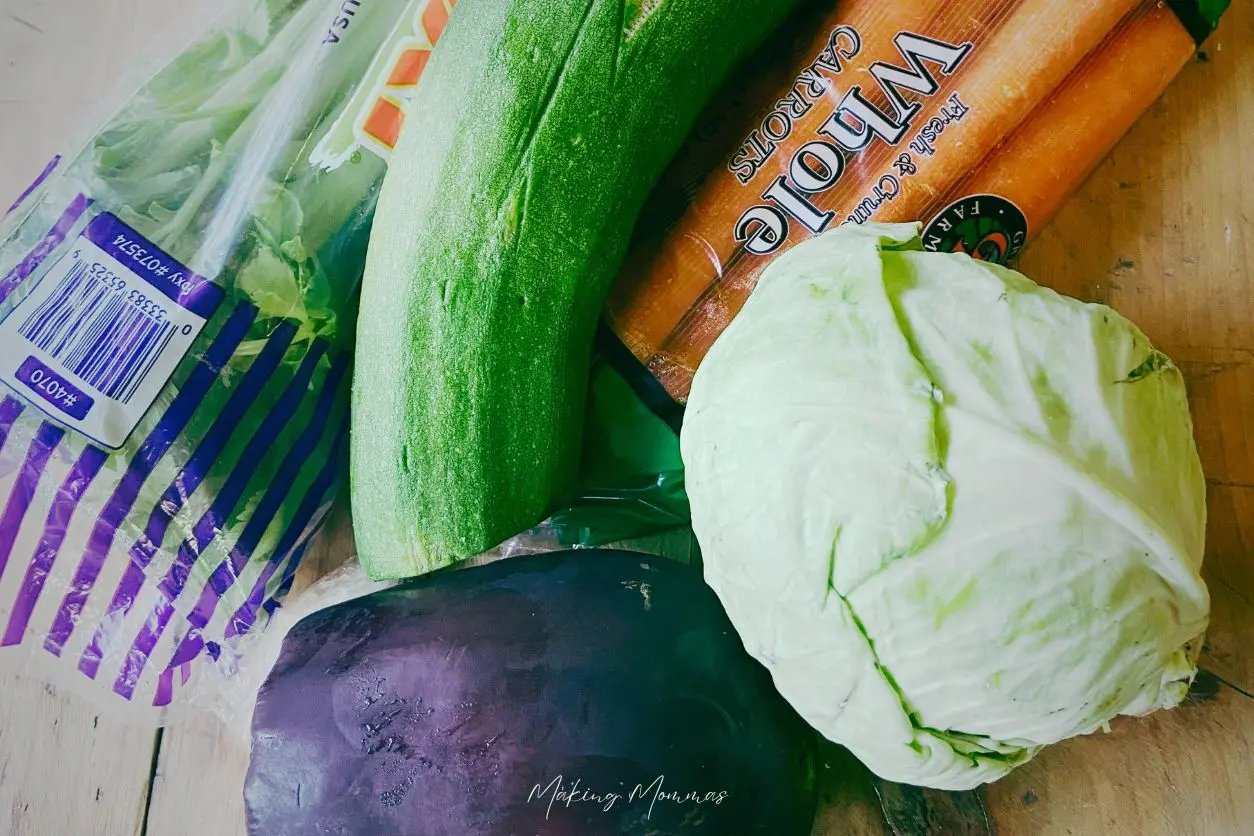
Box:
0;0;456;721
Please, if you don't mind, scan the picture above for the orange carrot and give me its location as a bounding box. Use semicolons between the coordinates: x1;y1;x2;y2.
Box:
866;0;1146;225
924;1;1197;243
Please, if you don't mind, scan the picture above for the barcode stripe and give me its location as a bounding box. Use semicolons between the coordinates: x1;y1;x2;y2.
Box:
80;306;123;387
31;288;73;345
112;321;160;404
126;325;173;402
46;269;97;346
56;273;103;348
53;286;110;367
19;256;177;405
121;328;172;405
30;269;79;333
65;290;115;368
58;286;108;368
23;267;80;342
50;280;105;357
76;297;126;387
92;311;145;395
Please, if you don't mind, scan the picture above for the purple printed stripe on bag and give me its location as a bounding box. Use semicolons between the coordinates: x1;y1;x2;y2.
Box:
264;539;313;619
104;325;309;696
43;303;258;657
153;664;176;708
94;338;329;674
2;446;109;647
253;529;321;630
102;339;329;651
5;156;60;217
225;418;349;641
76;318;298;679
270;556;302;605
74;320;299;672
0;397;25;456
0;195;91;307
161;349;347;670
0;422;66;584
151;659;192;708
83;335;316;639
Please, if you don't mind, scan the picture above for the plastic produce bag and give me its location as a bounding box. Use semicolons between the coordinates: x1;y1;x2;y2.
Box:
604;0;1228;403
551;353;690;551
0;0;457;720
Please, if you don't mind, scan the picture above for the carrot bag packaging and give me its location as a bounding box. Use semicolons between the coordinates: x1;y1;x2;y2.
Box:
605;0;1229;405
0;0;460;719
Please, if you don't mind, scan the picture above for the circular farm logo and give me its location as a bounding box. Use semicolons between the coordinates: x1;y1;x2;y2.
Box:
922;194;1028;265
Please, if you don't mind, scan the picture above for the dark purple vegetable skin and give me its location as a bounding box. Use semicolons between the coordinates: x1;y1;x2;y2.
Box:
245;550;818;836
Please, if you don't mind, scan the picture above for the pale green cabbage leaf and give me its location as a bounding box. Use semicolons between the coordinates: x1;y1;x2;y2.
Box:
683;222;1209;790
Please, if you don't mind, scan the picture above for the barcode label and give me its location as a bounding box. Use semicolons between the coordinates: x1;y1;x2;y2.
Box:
18;259;177;404
0;211;224;448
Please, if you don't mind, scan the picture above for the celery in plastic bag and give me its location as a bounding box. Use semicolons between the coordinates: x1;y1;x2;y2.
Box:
0;0;452;717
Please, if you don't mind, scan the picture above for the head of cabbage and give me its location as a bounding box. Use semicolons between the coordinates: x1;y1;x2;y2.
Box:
682;223;1209;791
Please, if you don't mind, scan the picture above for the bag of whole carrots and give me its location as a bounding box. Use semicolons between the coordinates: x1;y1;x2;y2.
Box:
605;0;1229;404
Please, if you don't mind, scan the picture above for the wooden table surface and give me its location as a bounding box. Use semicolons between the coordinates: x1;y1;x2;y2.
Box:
0;1;1251;834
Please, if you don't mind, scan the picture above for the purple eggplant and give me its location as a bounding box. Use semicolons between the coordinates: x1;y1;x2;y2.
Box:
245;550;818;835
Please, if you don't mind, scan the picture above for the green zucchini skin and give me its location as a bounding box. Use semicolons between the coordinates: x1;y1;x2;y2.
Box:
352;0;799;579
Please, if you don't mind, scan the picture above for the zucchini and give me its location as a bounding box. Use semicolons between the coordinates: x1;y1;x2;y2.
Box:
352;0;800;579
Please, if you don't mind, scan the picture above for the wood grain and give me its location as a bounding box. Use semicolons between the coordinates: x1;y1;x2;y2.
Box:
0;675;157;836
983;687;1254;836
0;0;1251;835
